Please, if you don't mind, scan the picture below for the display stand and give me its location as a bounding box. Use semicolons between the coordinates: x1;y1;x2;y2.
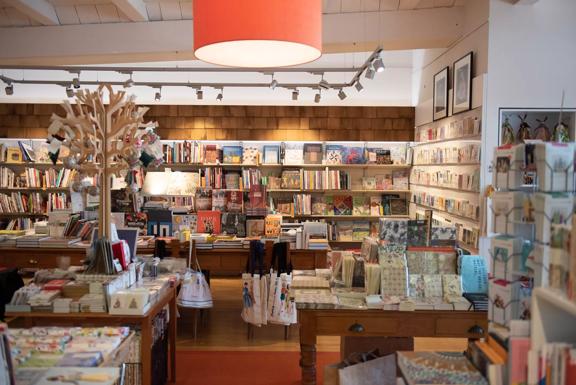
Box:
6;285;177;385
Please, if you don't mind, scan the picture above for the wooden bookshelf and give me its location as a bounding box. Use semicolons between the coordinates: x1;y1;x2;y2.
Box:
268;189;411;194
412;162;480;167
0;187;70;192
283;214;409;220
0;212;48;217
157;163;411;170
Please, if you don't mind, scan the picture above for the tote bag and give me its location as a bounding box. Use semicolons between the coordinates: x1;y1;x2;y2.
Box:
177;239;213;309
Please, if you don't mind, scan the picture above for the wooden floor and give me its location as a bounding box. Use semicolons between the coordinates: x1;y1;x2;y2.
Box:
176;278;467;353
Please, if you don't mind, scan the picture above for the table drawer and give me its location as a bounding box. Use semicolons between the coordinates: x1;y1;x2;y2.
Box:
435;317;487;338
316;316;400;336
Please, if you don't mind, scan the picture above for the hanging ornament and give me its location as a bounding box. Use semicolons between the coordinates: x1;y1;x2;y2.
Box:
516;114;531;143
72;181;84;193
63;156;78;169
87;185;100;197
552;121;570;143
502;117;515;145
533;116;551;141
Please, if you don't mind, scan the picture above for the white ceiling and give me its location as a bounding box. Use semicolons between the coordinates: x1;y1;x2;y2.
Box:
0;0;464;27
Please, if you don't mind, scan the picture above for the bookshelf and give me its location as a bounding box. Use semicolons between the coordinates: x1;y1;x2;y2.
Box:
412;108;483;252
531;287;576;352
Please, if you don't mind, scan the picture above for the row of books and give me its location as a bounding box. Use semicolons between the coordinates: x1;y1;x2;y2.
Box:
63;214;98;240
416;114;481;143
0;167;77;189
271;194;408;216
160;141;410;166
413;143;481;164
0;192;45;214
412;191;480;221
411;168;480;192
327;221;373;241
0;217;33;230
0;141;42;163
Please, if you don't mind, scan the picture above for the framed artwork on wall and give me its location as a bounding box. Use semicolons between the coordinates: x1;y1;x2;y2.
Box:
452;51;473;115
433;67;449;121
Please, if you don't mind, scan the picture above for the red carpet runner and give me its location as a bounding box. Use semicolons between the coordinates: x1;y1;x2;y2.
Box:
175;351;340;385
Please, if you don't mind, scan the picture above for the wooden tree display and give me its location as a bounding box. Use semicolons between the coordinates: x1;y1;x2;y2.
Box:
47;84;163;240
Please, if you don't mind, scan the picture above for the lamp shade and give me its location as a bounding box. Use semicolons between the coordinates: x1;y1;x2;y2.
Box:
193;0;322;68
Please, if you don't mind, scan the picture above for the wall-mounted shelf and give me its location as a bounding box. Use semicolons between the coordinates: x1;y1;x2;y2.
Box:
409;183;479;194
412;162;480;167
0;187;70;192
267;189;411;194
411;202;479;223
411;134;482;147
531;287;576;352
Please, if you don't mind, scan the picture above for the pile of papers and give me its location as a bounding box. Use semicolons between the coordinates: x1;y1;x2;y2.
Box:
78;294;107;313
28;290;60;311
16;235;50;248
53;298;73;313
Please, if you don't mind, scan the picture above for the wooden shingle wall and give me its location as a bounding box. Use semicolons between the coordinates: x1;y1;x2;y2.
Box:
0;104;414;141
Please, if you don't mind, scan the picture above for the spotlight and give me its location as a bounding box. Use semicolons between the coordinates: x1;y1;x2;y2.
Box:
5;84;13;96
154;88;161;101
365;66;375;80
338;89;347;100
216;89;223;101
66;86;74;98
355;81;364;92
319;79;330;90
196;89;203;100
314;92;321;103
123;74;134;88
373;57;385;73
292;89;299;101
270;75;278;90
72;77;81;89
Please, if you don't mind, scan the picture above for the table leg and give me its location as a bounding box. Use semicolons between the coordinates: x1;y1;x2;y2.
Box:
169;288;177;383
300;343;317;385
141;318;152;385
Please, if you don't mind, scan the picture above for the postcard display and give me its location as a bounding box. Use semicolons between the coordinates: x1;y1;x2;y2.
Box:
489;138;576;385
411;108;482;252
145;140;413;244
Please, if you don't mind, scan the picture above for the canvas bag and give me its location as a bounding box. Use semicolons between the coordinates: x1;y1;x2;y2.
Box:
177;239;213;309
324;352;396;385
242;241;267;326
267;272;297;325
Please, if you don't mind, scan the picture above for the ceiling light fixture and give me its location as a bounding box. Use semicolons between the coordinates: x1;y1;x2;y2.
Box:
292;89;299;101
216;88;223;101
154;88;162;101
269;74;278;90
318;75;330;90
355;81;364;92
66;86;74;98
365;66;375;80
373;57;385;73
5;83;13;96
193;0;322;68
314;91;321;103
123;73;134;88
196;88;204;100
72;77;81;89
338;89;347;100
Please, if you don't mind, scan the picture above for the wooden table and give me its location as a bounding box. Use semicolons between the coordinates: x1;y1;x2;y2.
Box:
298;307;488;385
6;285;178;385
0;244;327;275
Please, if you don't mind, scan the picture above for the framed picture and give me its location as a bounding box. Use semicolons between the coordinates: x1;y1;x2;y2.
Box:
433;67;449;121
452;52;473;114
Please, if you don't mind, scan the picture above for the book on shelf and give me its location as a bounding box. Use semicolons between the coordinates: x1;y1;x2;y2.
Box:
226;191;243;212
221;213;246;237
283;142;304;165
197;210;221;234
212;190;227;211
352;196;370;216
303;143;323;164
341;146;364;164
172;213;197;233
336;221;353;241
312;196;327;215
224;172;241;190
361;177;377;190
392;170;409;190
370;196;382;216
242;168;262;189
5;148;22;164
293;194;312;215
376;174;393;190
242;146;259;165
195;188;212;211
246;219;265;237
203;144;222;164
333;195;353;216
352;221;370;240
18;141;36;162
222;145;243;164
264;214;282;237
262;145;280;164
325;144;343;165
281;170;301;189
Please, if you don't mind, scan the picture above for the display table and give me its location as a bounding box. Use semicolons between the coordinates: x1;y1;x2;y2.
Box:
0;244;327;274
6;285;177;385
297;306;487;385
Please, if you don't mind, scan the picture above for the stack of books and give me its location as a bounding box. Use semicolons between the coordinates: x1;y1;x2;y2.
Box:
16;234;49;248
78;293;107;313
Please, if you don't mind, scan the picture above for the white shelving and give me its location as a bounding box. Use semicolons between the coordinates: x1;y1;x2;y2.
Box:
530;287;576;351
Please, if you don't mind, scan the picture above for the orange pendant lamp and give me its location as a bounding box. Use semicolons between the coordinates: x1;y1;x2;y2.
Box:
193;0;322;68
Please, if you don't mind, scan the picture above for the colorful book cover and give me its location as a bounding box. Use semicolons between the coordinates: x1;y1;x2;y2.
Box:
352;221;370;240
362;177;377;190
224;172;241;189
376;174;393;190
283;142;304;165
407;220;428;247
211;190;228;211
378;219;408;244
336;221;354;241
246;219;265;237
242;146;259;165
262;145;280;164
342;146;365;164
312;196;327;215
221;213;246;237
392;170;409;190
226;191;243;212
508;337;530;385
303;143;323;164
197;210;221;234
204;144;221;164
324;195;334;215
397;351;488;385
195;188;213;211
325;145;343;165
333;195;353;215
264;214;282;237
172;214;197;232
222;146;243;164
352;196;370;216
370;196;382;216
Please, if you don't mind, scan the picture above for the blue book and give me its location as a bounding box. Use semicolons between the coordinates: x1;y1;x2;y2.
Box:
342;146;365;164
222;146;243;164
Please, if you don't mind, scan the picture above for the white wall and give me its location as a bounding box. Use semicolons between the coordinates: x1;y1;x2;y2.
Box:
413;0;489;126
483;0;576;183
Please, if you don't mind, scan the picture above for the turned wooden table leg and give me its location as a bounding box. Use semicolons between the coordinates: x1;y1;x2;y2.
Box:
300;343;317;385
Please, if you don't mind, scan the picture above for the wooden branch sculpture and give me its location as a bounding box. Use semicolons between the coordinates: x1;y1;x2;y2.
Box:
48;84;163;239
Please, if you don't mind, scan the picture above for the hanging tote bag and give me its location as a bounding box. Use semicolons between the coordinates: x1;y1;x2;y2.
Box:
177;238;213;309
241;240;266;326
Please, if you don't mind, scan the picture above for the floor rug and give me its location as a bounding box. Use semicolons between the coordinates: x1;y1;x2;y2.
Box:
175;350;340;385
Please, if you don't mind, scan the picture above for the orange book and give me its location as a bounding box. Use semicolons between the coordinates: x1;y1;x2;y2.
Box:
475;341;506;365
488;335;508;362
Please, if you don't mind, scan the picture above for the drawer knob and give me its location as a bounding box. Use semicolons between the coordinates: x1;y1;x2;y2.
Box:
348;323;365;333
468;325;484;335
29;259;38;265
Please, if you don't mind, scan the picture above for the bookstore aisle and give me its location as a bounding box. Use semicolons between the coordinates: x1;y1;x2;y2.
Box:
1;0;576;385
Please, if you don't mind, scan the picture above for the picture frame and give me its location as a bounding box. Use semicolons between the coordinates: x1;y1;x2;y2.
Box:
433;67;449;121
452;51;473;115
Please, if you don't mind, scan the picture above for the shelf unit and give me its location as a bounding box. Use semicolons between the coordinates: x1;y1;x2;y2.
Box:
530;287;576;352
412;162;480;167
410;183;479;194
411;134;482;147
411;202;479;223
